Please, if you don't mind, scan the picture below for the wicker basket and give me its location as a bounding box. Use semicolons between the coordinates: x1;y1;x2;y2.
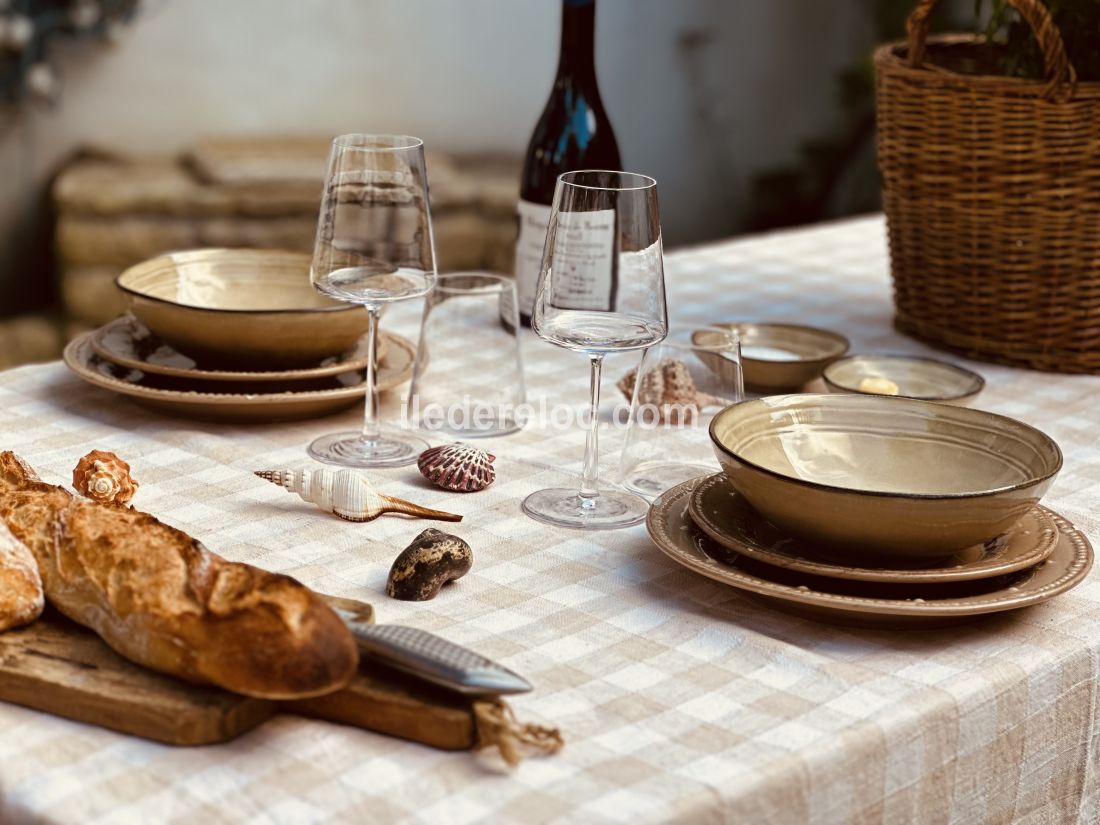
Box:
875;0;1100;373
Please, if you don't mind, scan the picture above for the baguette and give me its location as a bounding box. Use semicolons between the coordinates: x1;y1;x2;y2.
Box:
0;520;44;632
0;451;357;700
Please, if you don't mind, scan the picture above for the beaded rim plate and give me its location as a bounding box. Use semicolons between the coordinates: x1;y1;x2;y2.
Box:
646;477;1092;628
688;473;1059;583
63;332;414;424
90;315;386;382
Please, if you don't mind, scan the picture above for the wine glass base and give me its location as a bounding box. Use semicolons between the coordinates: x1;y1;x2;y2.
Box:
622;462;718;498
521;487;649;530
307;430;429;468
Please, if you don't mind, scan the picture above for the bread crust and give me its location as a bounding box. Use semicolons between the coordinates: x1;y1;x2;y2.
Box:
0;452;357;700
0;520;44;632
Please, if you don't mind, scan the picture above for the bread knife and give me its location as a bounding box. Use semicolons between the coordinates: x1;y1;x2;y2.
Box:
325;597;532;697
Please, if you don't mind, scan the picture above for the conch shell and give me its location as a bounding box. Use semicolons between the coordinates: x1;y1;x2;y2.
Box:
72;450;139;506
618;358;726;423
255;468;462;523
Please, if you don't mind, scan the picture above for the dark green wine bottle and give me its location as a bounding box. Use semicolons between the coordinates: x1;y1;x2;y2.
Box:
512;0;621;327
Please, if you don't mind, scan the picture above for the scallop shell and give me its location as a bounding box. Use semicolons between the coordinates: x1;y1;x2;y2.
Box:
618;357;725;423
417;443;495;492
255;468;462;523
72;450;139;506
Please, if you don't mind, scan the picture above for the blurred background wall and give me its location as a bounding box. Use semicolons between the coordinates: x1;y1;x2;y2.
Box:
0;0;884;319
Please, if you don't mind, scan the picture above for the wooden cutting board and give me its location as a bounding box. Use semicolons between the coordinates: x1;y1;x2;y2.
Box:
0;603;483;750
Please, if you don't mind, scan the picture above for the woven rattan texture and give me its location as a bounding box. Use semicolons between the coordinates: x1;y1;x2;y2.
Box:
875;0;1100;373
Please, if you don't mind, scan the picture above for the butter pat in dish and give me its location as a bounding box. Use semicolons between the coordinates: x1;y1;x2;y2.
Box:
824;354;984;405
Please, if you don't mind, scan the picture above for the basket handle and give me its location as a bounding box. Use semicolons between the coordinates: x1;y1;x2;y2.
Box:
906;0;1076;97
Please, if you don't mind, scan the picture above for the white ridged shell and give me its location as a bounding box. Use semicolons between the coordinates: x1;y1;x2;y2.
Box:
255;468;461;523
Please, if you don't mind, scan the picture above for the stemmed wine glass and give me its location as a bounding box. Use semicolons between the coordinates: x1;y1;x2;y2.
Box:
308;134;437;467
524;170;668;529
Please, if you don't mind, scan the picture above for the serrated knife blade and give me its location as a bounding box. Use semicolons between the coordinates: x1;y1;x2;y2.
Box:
327;599;532;697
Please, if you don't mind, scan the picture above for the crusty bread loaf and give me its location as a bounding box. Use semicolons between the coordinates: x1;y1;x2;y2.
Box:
0;520;44;632
0;451;357;700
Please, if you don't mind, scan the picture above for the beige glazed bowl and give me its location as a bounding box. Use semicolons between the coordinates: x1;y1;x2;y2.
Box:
823;354;984;405
116;249;372;368
709;394;1062;558
714;322;849;390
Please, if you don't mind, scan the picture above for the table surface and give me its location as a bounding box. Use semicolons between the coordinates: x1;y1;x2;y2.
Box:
1;215;1099;825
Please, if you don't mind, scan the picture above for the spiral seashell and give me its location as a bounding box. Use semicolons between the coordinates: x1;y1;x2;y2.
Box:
72;450;139;506
618;358;726;424
417;443;496;493
255;468;462;523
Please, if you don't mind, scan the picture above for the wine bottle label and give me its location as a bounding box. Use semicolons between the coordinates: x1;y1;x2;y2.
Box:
548;208;616;311
514;199;554;317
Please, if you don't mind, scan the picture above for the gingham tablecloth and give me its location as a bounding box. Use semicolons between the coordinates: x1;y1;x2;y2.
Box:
1;215;1099;825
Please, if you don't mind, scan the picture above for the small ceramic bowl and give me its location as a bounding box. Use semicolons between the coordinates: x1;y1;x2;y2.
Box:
116;249;371;368
711;322;849;390
709;394;1061;558
823;354;984;405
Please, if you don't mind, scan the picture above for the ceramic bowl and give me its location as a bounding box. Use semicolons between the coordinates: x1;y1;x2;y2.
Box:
116;249;371;368
710;322;848;390
709;394;1062;558
823;354;984;405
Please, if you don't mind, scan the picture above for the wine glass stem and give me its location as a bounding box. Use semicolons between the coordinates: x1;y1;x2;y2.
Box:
579;353;604;508
361;306;381;443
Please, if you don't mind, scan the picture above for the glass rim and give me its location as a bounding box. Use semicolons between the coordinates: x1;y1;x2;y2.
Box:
433;271;515;295
331;134;425;152
558;170;657;192
662;325;741;354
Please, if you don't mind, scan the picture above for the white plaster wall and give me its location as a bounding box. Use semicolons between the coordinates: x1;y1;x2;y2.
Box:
0;0;875;311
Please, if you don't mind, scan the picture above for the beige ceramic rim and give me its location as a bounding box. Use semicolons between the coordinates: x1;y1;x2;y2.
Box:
688;473;1060;583
90;315;385;382
822;354;985;402
64;332;414;412
719;322;850;362
709;394;1064;501
646;477;1092;622
115;249;355;314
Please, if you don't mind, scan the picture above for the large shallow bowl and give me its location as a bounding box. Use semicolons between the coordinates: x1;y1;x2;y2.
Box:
116;249;371;368
709;394;1062;558
823;354;984;405
710;322;849;391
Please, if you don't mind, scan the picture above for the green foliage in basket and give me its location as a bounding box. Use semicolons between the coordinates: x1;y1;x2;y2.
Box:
981;0;1100;81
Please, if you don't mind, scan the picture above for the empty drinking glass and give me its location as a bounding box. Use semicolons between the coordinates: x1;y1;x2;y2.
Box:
407;272;526;438
618;326;743;497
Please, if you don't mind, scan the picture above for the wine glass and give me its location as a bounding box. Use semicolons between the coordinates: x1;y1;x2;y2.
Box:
307;134;437;467
523;170;668;529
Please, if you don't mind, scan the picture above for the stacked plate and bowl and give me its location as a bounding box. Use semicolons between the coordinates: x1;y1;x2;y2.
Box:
64;249;416;423
646;394;1092;628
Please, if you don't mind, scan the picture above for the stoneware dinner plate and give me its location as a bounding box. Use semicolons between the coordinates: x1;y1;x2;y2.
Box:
90;315;386;382
822;354;984;405
646;478;1092;629
63;332;415;423
688;473;1059;584
709;394;1063;558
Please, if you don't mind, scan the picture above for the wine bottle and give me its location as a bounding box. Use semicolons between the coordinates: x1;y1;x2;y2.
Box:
512;0;621;327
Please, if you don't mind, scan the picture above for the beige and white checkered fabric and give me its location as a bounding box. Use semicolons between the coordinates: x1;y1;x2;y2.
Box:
1;216;1098;824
